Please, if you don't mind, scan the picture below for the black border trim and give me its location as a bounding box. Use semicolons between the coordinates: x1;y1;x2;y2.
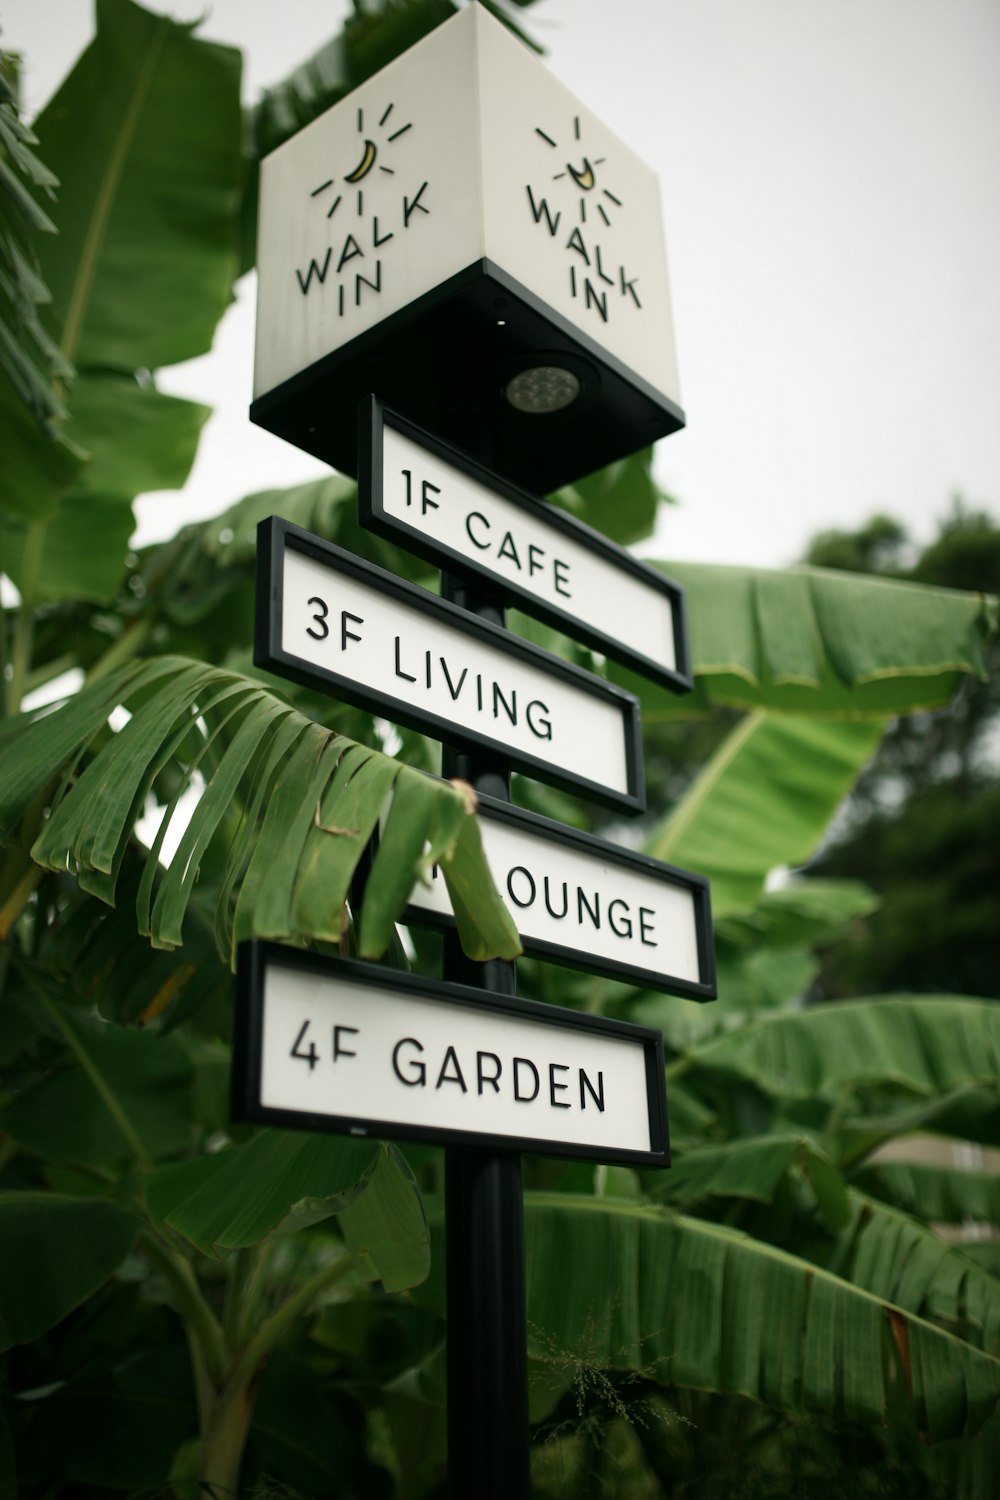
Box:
404;792;717;1002
357;397;693;693
232;941;669;1167
255;516;646;814
249;258;686;465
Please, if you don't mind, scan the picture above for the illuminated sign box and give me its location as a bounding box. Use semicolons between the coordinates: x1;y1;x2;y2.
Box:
251;3;683;493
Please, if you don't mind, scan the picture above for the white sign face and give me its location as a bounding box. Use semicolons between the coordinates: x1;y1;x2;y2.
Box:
253;4;680;410
257;519;644;812
404;799;714;1000
239;949;666;1163
360;408;689;691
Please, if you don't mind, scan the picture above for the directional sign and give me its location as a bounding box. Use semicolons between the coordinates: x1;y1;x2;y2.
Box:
403;794;716;1000
357;399;692;692
256;517;645;812
233;941;669;1166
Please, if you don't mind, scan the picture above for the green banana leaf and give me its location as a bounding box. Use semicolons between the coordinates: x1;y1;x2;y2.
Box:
0;0;243;583
0;655;519;964
151;1132;379;1258
679;996;1000;1103
651;1132;851;1231
0;1192;140;1351
819;1191;1000;1357
647;713;886;914
613;560;996;716
523;1193;1000;1442
852;1159;1000;1229
0;977;194;1168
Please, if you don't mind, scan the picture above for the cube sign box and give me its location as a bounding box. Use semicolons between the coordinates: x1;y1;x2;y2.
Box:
251;3;684;493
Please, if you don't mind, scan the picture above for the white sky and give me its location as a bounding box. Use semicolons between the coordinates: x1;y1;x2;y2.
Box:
3;0;998;568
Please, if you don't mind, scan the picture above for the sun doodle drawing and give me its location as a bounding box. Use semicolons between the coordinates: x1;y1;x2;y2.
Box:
534;114;622;228
308;102;414;220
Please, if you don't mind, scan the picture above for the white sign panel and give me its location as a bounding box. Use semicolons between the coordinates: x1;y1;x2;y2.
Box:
256;518;645;812
404;796;715;1001
233;944;669;1166
359;401;692;692
253;4;680;409
250;4;684;494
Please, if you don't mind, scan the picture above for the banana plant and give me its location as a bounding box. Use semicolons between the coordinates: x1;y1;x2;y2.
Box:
1;2;999;1497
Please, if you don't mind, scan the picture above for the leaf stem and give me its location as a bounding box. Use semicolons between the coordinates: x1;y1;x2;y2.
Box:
85;616;152;684
226;1249;353;1397
141;1228;227;1402
8;521;45;713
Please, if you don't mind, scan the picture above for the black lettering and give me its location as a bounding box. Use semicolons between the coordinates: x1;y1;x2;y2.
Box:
577;888;601;930
436;1045;468;1092
421;480;440;515
553;558;571;598
291;1021;318;1070
620;266;641;308
477;1052;502;1095
570;264;578;298
607;898;633;939
372;216;394;247
497;530;521;569
404;181;430;226
526;184;561;236
440;658;468;701
476;673;483;711
295;248;332;294
425;650;432;689
566;226;590;264
394;635;416;682
338;283;345;316
466;510;491;549
513;1057;540;1102
355;260;382;305
507;866;536;909
580;1068;605;1112
337;234;364;274
340;610;363;650
525;699;552;741
639;906;657;947
333;1025;358;1060
594;243;614;286
527;543;544;578
392;1037;425;1086
543;876;568;920
402;468;413;507
492;681;517;727
584;279;608;322
306;596;329;641
549;1062;571;1109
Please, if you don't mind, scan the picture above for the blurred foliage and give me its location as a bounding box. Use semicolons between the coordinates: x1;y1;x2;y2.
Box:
804;500;1000;998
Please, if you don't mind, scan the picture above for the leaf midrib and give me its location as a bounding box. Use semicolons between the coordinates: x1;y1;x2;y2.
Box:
60;13;169;364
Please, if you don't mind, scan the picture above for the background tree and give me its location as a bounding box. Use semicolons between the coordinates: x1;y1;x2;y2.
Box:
802;502;1000;998
1;3;999;1498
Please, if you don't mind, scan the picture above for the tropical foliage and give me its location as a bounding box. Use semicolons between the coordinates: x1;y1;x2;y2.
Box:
1;2;998;1497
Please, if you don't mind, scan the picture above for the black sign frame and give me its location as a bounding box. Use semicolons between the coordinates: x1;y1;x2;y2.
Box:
255;516;646;813
357;396;693;693
403;792;717;1001
232;940;670;1168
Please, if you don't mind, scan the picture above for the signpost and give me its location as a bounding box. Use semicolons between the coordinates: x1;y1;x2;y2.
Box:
402;791;715;999
255;515;645;810
241;8;712;1497
358;397;692;692
233;942;669;1166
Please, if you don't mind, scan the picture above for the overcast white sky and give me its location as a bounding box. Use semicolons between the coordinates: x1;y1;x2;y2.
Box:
3;0;998;568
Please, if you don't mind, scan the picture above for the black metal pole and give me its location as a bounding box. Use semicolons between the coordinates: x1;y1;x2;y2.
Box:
441;572;529;1500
